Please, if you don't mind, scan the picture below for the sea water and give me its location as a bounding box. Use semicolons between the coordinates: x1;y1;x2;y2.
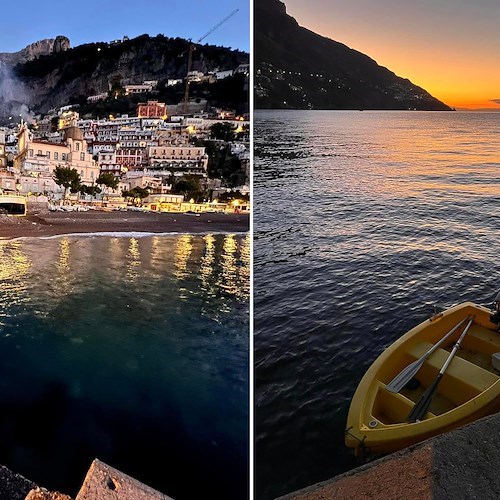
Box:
0;232;249;499
254;110;500;499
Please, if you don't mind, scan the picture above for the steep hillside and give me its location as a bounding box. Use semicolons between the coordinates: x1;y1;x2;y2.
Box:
255;0;451;110
12;34;248;114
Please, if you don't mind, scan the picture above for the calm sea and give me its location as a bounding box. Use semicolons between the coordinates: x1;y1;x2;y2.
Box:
254;110;500;500
0;232;249;499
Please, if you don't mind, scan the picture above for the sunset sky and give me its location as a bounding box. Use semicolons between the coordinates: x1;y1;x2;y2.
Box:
284;0;500;109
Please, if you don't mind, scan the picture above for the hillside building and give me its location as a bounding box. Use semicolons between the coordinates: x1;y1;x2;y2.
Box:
147;145;208;177
125;83;154;94
137;101;167;119
14;125;100;196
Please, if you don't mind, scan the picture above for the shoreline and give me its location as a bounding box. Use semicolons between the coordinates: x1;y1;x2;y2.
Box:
0;210;249;240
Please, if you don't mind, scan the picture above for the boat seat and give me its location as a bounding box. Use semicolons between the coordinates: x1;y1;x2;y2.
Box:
461;324;500;354
375;382;436;424
408;342;499;394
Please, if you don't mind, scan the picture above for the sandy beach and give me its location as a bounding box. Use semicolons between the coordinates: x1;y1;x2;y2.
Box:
0;209;250;239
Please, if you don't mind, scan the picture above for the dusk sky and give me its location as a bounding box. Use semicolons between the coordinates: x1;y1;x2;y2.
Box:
1;0;249;53
284;0;500;109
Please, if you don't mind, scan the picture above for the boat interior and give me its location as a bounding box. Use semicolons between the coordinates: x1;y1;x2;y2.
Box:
372;318;500;425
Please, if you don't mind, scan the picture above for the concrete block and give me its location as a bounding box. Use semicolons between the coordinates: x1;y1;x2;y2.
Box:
75;459;173;500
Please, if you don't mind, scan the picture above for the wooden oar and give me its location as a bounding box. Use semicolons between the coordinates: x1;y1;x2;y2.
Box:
407;316;475;423
386;315;471;393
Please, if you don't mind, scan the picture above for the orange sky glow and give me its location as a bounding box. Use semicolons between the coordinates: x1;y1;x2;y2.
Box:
283;0;500;109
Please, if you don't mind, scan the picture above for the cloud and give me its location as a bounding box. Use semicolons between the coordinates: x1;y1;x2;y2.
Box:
489;99;500;105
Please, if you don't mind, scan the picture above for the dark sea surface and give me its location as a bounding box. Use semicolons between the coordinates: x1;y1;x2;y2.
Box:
0;232;249;499
254;110;500;500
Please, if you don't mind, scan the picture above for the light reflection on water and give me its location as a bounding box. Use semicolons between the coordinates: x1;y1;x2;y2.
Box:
254;110;500;500
126;237;141;282
0;233;249;499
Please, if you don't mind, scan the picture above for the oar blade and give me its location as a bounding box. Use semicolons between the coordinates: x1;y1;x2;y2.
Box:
386;359;423;393
407;375;442;423
385;315;470;394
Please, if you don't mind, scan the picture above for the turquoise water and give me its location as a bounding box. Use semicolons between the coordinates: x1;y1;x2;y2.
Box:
0;233;250;499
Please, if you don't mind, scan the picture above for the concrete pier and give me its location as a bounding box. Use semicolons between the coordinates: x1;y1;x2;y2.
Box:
279;411;500;499
0;459;173;500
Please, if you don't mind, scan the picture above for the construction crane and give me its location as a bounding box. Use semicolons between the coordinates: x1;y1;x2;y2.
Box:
182;8;239;114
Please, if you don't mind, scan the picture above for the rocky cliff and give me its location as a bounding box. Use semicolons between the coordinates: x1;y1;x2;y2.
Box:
255;0;451;110
0;36;70;65
11;34;247;114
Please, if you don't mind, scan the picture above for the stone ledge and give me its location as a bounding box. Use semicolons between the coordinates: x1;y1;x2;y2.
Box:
279;411;500;499
0;459;173;500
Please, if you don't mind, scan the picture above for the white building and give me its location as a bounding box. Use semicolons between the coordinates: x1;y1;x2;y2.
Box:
87;93;108;103
125;83;154;94
234;64;250;75
167;79;183;87
215;69;234;80
148;145;208;171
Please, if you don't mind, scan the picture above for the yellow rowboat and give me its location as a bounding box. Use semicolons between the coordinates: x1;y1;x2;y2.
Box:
345;300;500;457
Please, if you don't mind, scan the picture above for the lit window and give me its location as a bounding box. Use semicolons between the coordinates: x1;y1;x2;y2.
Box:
54;152;58;160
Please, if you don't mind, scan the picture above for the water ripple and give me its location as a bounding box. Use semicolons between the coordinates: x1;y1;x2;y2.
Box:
255;110;500;500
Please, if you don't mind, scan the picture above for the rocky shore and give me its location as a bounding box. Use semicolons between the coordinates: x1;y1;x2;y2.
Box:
0;210;249;240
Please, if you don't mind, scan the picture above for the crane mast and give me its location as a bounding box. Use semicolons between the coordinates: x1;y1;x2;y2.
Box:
182;9;239;114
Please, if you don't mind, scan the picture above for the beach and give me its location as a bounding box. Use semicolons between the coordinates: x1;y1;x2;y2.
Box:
0;209;250;239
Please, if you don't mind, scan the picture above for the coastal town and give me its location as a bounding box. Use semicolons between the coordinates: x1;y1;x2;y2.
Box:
0;33;250;223
0;95;249;212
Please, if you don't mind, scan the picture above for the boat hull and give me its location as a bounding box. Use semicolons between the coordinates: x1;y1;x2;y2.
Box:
345;302;500;456
0;194;27;216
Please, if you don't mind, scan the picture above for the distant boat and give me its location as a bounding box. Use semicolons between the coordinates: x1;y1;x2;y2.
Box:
345;299;500;457
0;194;27;216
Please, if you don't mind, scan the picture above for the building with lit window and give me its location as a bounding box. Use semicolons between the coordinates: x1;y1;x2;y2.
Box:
137;101;167;119
147;145;208;177
125;83;154;94
14;125;100;196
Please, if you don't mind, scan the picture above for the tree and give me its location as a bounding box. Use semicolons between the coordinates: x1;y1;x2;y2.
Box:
210;122;235;141
96;172;119;200
171;176;206;202
79;184;102;200
122;186;150;205
53;166;81;201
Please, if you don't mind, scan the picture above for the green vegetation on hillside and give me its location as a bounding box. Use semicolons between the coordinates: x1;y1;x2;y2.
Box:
14;34;249;114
